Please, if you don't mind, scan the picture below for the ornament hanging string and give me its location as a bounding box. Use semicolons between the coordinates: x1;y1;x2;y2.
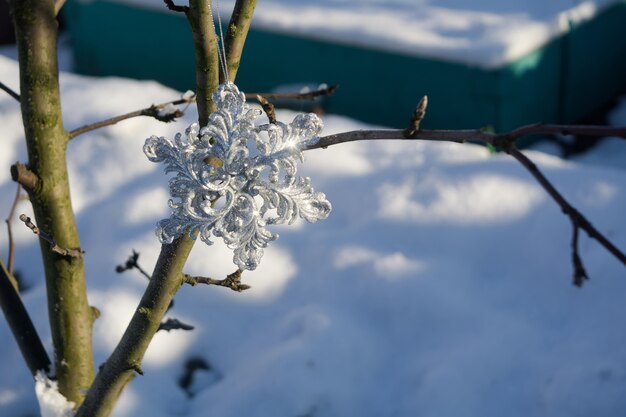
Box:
211;0;230;84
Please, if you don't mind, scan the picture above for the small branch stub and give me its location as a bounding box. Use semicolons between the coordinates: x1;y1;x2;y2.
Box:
10;162;39;191
129;362;144;376
19;214;84;258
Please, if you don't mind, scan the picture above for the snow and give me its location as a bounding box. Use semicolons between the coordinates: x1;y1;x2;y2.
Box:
35;371;75;417
103;0;623;67
1;44;626;417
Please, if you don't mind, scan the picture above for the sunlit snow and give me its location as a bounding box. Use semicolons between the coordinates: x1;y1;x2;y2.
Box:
1;28;626;417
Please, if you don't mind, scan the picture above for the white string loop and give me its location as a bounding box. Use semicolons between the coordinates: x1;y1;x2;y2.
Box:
211;0;230;84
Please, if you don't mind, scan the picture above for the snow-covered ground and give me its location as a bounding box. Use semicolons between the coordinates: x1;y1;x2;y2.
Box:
111;0;622;67
1;44;626;417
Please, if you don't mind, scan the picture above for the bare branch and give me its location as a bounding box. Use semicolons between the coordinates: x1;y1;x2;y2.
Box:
184;269;250;292
158;318;195;332
19;214;84;258
68;95;194;140
309;121;626;281
506;147;626;278
0;80;20;102
244;84;339;102
224;0;258;82
310;124;626;151
256;95;276;124
0;259;52;376
570;219;589;287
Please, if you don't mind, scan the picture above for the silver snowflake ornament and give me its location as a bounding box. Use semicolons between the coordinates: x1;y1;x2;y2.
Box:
144;83;332;270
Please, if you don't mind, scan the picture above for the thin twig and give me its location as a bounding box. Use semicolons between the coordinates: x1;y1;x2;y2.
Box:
68;96;194;140
245;84;338;102
0;80;20;102
19;214;84;258
116;250;152;280
506;147;626;275
570;219;589;287
158;318;195;332
5;184;22;275
184;269;250;292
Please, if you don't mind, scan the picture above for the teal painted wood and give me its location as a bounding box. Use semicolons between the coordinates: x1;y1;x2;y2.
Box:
62;1;626;132
563;4;626;122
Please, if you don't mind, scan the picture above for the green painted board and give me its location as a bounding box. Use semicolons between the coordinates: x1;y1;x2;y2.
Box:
62;1;626;132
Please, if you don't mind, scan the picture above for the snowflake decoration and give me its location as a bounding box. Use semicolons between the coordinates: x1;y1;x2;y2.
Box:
144;83;332;270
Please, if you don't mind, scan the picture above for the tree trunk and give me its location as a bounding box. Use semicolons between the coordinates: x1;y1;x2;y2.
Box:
8;0;95;404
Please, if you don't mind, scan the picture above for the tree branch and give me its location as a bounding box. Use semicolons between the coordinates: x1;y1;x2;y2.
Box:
76;235;195;417
570;219;589;287
184;0;220;124
0;80;20;102
0;259;52;376
68;95;194;140
9;0;95;401
244;84;338;102
308;123;626;282
309;124;626;151
506;147;626;280
183;269;250;292
77;0;230;414
224;0;257;82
